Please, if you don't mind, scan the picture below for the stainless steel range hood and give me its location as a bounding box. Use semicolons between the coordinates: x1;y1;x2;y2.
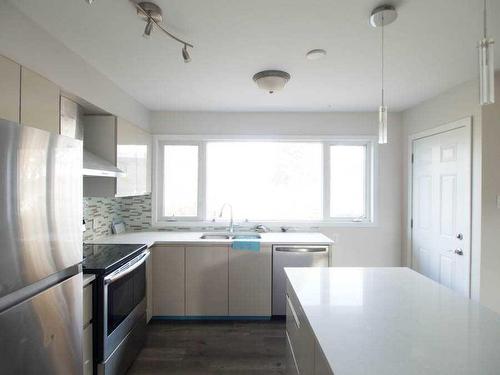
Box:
83;149;125;177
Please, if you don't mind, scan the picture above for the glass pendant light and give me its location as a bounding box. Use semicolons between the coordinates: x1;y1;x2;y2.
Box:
370;5;397;145
479;0;495;105
378;16;388;144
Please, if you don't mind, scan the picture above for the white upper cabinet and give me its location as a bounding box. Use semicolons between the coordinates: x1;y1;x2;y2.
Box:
0;55;20;123
20;67;60;133
116;117;152;197
83;115;152;197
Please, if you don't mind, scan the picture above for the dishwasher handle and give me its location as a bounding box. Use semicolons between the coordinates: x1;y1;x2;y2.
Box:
274;246;329;253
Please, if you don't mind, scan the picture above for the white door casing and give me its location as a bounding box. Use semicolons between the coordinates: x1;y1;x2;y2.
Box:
411;119;471;297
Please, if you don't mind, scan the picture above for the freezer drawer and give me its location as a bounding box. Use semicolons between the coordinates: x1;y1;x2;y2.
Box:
0;273;83;375
272;245;329;315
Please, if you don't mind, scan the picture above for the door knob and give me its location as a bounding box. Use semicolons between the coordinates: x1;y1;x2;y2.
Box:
454;249;464;256
456;233;464;240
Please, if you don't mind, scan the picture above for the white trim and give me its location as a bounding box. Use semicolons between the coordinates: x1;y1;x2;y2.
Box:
154;135;377;227
406;116;472;296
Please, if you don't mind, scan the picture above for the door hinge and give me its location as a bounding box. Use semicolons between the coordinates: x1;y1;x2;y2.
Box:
411;153;414;163
410;218;414;228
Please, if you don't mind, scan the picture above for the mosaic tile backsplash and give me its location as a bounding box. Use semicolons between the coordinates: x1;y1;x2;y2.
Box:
83;194;152;241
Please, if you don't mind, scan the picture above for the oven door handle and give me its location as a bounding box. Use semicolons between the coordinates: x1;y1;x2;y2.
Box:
104;250;150;284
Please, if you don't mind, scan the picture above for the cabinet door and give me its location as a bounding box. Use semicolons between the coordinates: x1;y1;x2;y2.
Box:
0;55;20;122
186;246;228;316
20;67;59;133
116;117;152;197
315;343;334;375
229;245;271;316
152;246;185;316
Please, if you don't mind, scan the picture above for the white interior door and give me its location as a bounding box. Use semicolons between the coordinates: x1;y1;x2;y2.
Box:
411;123;471;297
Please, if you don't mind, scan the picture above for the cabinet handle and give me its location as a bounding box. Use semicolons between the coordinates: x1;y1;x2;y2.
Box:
286;293;300;329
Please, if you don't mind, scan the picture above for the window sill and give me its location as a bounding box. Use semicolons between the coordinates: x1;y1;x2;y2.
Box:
152;220;376;230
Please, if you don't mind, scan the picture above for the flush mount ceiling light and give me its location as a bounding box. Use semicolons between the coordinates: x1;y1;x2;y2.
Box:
252;70;291;94
306;49;327;60
370;4;397;145
479;0;495;105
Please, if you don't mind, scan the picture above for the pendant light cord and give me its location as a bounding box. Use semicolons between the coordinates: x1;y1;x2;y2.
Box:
483;0;488;39
381;14;385;107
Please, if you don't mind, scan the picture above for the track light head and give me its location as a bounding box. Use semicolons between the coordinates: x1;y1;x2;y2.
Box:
86;0;93;4
143;18;154;38
182;45;191;63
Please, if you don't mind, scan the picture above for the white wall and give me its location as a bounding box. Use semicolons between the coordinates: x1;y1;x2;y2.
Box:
401;79;482;300
479;74;500;313
151;111;403;267
0;1;150;131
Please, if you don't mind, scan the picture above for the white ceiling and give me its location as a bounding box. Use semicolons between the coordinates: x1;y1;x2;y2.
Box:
10;0;500;112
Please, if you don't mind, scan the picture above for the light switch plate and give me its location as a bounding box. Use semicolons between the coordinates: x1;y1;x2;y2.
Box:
497;195;500;209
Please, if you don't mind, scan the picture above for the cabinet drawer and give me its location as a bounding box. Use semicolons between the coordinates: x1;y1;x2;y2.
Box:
83;284;92;327
83;323;93;374
286;283;315;374
285;330;299;375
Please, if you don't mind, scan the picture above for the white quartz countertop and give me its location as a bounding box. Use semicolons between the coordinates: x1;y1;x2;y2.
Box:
83;274;95;287
285;267;500;375
87;231;333;247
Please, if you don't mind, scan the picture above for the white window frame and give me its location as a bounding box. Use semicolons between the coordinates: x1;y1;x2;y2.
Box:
153;135;377;228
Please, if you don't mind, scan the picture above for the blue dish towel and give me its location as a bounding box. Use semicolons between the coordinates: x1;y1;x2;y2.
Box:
232;240;260;252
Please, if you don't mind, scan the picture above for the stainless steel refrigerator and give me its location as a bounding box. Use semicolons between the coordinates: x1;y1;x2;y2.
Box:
0;119;83;374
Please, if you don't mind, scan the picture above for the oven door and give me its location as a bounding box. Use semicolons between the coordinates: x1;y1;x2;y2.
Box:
102;250;149;360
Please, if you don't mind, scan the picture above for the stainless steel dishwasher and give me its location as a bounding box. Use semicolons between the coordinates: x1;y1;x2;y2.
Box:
272;244;330;315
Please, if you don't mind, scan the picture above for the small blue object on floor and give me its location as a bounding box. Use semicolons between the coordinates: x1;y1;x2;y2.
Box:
232;240;260;252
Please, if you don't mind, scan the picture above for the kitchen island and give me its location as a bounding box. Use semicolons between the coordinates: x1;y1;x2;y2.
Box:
285;267;500;375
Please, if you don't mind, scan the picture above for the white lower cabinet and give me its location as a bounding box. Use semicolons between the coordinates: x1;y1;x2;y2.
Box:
186;246;229;316
146;252;153;322
314;345;333;375
228;245;271;316
83;324;93;375
286;281;334;375
152;246;185;316
151;244;272;318
83;283;93;375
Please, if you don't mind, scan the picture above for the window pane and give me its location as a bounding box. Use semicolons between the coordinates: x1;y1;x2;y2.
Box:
163;145;198;217
206;142;322;221
330;145;366;218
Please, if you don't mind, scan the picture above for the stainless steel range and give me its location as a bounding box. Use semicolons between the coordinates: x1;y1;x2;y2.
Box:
83;243;149;375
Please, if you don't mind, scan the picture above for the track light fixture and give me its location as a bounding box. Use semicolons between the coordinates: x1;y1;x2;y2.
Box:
133;1;194;63
182;44;191;63
143;18;154;38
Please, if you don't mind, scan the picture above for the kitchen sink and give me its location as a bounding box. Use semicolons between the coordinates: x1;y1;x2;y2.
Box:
199;233;262;240
200;233;232;240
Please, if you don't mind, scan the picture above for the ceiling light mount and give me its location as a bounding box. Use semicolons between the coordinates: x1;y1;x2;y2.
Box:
306;49;327;60
137;1;162;23
253;70;291;94
370;5;397;28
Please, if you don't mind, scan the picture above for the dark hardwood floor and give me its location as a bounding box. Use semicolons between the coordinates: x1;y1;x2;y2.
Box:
127;320;287;375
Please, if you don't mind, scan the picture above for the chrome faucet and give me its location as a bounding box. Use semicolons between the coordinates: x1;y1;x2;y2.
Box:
219;203;234;233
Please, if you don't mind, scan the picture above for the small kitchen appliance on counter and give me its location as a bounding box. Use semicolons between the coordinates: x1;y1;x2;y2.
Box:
83;243;149;375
